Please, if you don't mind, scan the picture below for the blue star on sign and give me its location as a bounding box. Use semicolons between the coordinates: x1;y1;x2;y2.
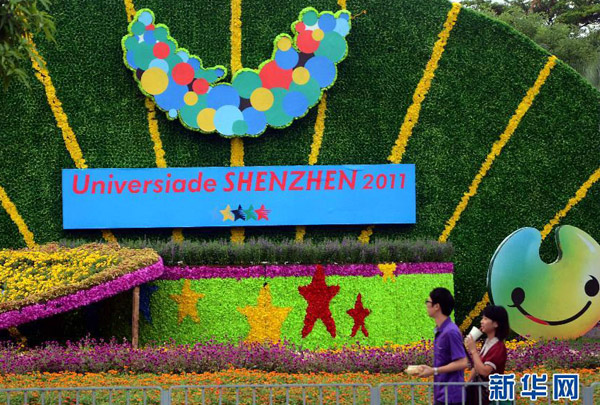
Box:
232;205;246;221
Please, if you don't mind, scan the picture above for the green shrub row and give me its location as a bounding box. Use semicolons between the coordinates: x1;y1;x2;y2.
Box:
61;237;453;265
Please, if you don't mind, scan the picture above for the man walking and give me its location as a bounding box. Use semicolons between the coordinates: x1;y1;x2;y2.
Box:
418;287;469;405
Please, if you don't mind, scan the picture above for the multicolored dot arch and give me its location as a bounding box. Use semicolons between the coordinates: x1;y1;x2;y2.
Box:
122;7;351;137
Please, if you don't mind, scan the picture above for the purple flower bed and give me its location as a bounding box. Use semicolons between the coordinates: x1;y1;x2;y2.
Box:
161;262;453;280
0;338;597;374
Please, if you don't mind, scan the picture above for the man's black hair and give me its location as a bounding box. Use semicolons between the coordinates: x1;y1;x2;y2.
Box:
430;287;454;316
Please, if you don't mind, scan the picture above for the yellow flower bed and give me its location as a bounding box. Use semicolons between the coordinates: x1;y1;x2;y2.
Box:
0;245;119;303
0;243;159;312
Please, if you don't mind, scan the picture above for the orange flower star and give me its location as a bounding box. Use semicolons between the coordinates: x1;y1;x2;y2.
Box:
170;280;204;324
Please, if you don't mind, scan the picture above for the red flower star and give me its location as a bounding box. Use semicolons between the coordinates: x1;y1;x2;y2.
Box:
298;265;340;338
347;293;371;337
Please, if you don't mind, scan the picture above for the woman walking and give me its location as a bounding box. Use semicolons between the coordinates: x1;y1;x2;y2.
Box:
464;305;511;405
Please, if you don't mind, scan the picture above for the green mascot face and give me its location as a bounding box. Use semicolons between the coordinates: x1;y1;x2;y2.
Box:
488;225;600;339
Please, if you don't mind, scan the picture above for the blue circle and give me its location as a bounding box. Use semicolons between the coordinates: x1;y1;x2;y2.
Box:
318;14;336;32
214;105;243;136
207;85;240;109
334;19;350;37
143;30;156;44
138;11;153;26
149;58;169;73
305;56;336;88
242;107;267;135
282;92;309;117
215;68;225;77
154;81;187;111
177;51;189;62
188;58;201;70
126;51;137;69
339;12;350;21
168;109;177;118
274;49;299;70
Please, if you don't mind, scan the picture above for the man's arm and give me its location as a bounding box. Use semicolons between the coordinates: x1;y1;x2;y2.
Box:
418;357;468;377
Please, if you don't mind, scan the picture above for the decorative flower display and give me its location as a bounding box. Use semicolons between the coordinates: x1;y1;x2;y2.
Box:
298;265;340;338
142;262;454;347
347;293;371;337
0;244;161;328
0;337;597;374
237;284;292;343
122;8;351;137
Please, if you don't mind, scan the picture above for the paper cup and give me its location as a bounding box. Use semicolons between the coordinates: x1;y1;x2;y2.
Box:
468;326;483;341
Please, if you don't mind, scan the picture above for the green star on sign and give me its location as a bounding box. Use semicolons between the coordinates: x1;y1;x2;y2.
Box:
244;205;257;221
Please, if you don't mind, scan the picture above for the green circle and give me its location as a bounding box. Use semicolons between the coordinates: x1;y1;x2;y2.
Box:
132;22;146;36
180;96;207;129
133;43;154;70
166;54;183;71
154;27;168;42
314;32;347;63
232;120;248;135
165;40;177;53
302;10;318;26
290;78;321;106
264;88;293;127
232;71;262;99
196;69;220;82
124;36;140;52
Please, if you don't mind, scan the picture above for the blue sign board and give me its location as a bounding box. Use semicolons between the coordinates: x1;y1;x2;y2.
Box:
62;165;416;229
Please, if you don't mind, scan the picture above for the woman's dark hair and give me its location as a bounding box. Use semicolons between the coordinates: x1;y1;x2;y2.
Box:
482;305;510;341
430;287;455;316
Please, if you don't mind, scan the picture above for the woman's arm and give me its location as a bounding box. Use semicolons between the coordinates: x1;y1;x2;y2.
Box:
464;336;495;378
469;350;494;378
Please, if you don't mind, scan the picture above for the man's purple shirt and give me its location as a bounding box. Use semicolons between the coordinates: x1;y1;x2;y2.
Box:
433;317;467;403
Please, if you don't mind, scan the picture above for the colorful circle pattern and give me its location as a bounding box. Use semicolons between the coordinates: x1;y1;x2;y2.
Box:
123;7;351;137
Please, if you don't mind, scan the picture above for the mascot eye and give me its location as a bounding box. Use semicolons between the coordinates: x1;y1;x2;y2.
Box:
585;276;599;297
511;287;525;305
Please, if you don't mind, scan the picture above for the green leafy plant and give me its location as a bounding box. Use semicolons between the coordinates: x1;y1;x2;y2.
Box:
0;0;55;90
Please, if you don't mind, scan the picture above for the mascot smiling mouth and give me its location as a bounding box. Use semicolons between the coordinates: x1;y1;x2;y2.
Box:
508;284;594;326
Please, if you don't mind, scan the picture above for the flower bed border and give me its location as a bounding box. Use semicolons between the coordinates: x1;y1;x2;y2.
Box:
0;259;164;329
161;262;453;280
0;245;160;313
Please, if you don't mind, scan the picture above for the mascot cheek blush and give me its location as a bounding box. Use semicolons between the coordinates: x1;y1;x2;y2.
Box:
488;225;600;339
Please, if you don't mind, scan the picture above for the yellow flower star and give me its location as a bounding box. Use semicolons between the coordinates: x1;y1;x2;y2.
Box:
378;263;397;282
170;279;205;324
220;204;234;221
237;284;291;343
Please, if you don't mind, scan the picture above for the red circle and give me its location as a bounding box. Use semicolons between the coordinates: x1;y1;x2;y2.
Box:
192;78;209;94
172;63;195;85
297;30;320;53
259;61;293;90
153;42;170;59
146;24;155;30
295;22;306;33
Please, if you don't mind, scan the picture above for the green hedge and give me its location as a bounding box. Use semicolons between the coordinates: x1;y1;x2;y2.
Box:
61;237;453;265
0;0;598;324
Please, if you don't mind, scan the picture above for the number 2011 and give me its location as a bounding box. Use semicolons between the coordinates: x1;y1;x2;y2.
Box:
362;173;406;189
